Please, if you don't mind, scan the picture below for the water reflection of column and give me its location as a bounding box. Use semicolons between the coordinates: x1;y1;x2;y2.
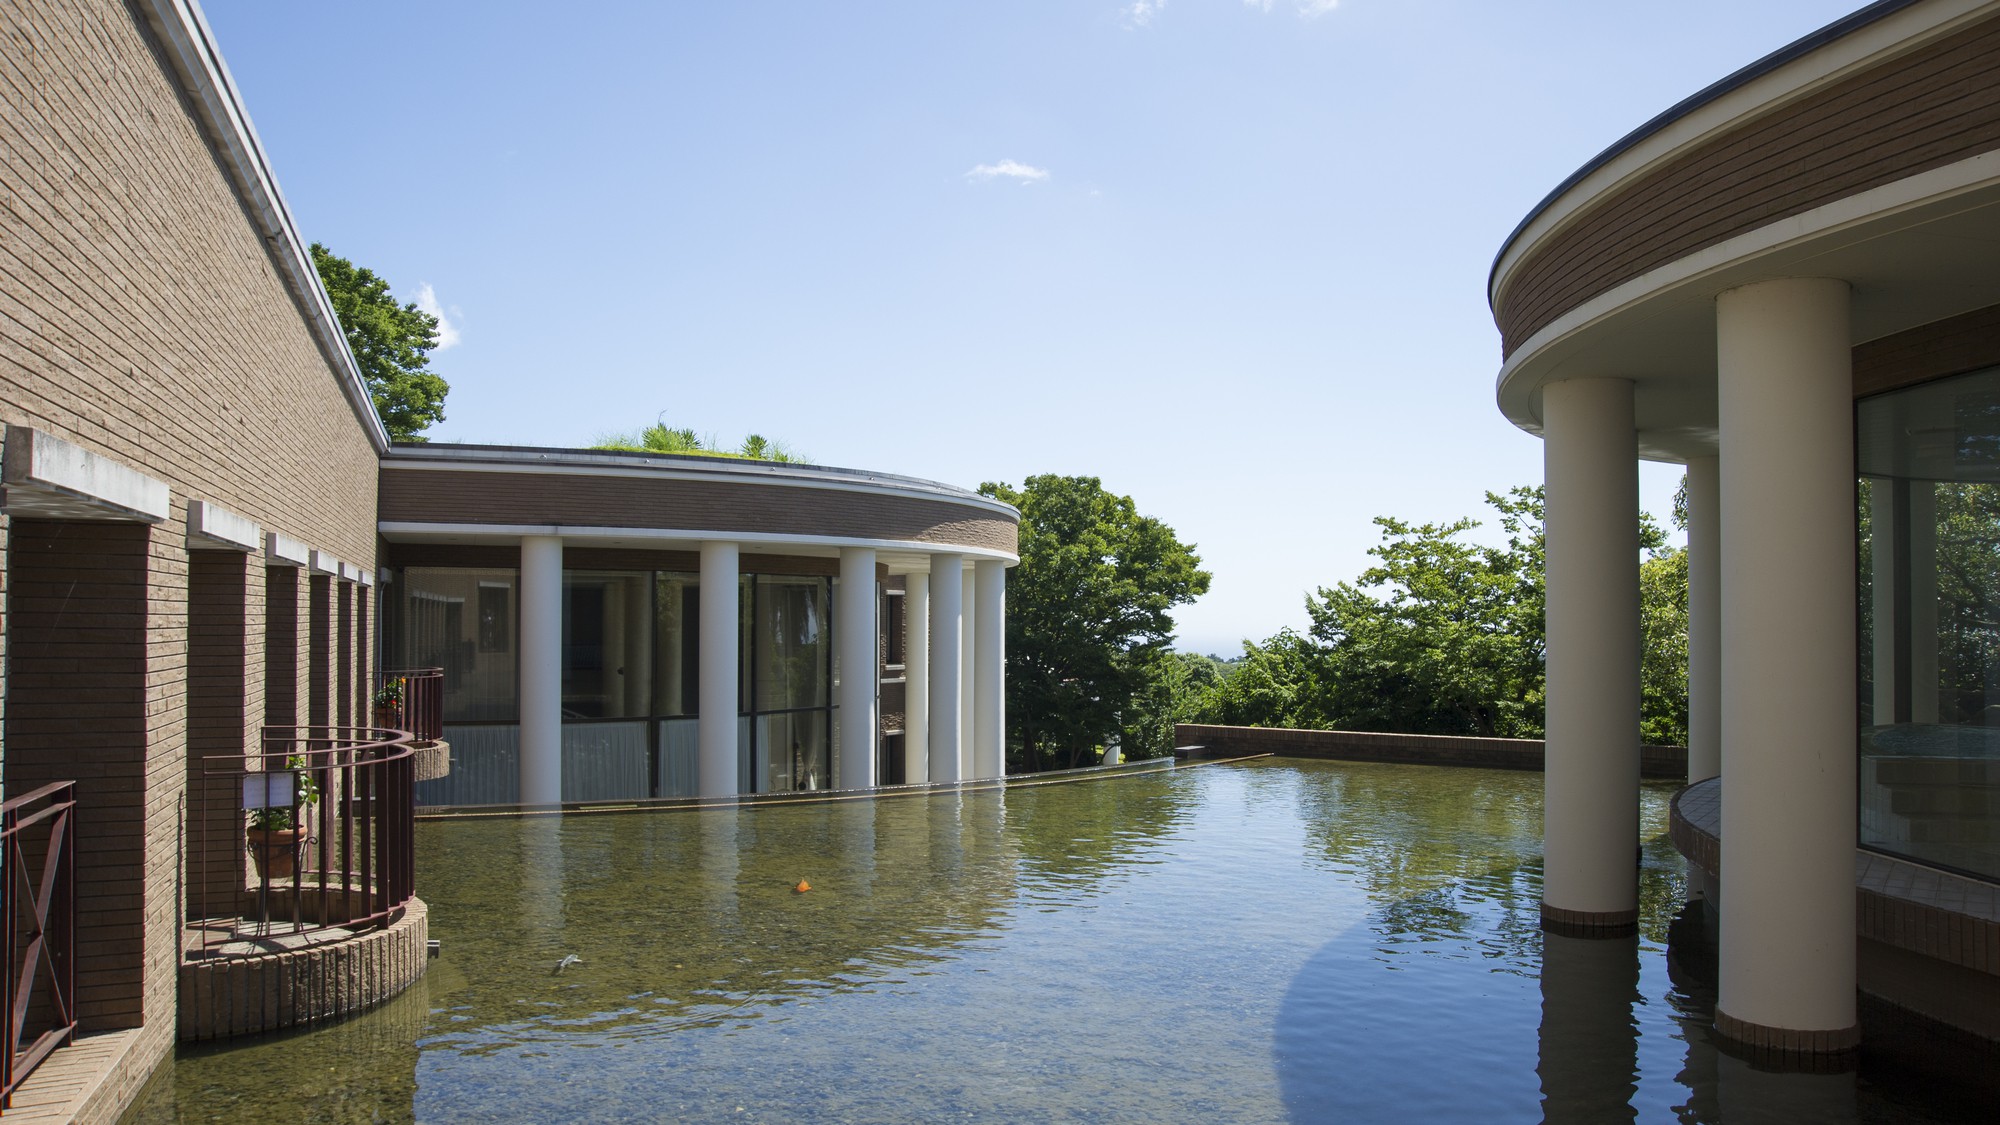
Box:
698;806;742;922
1537;931;1640;1123
837;795;878;901
519;816;568;950
1701;1051;1858;1123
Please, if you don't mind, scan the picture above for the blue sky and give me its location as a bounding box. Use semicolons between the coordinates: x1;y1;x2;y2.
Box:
204;0;1862;656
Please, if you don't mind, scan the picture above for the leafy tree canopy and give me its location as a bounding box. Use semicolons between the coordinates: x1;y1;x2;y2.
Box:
1173;485;1690;747
310;243;448;441
979;475;1211;771
593;422;808;464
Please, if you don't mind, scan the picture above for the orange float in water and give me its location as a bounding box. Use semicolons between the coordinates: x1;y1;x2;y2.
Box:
793;879;812;893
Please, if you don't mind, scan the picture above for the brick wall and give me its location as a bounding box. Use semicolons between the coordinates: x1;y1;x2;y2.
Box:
6;520;156;1030
1174;723;1689;780
0;0;386;1080
185;551;260;918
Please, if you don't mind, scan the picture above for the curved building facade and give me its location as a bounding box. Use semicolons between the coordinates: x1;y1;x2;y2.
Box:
377;445;1018;807
1492;0;2000;1058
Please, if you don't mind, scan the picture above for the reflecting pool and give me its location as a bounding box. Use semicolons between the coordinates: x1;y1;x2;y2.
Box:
125;760;2000;1123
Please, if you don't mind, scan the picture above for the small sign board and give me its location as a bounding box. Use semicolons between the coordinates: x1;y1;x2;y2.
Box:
242;772;296;811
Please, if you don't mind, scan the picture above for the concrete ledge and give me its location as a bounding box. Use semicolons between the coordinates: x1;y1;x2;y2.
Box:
1;1025;169;1125
412;739;451;782
1;426;169;523
178;898;429;1041
1671;779;2000;1042
1174;723;1689;778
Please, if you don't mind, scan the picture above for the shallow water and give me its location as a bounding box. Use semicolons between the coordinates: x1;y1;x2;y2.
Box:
124;759;1998;1123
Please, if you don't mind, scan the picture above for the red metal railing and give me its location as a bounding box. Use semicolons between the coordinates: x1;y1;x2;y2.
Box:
376;667;444;742
1;782;76;1107
191;727;415;958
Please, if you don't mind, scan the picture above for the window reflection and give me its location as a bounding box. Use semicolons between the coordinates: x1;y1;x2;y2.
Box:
1858;368;2000;880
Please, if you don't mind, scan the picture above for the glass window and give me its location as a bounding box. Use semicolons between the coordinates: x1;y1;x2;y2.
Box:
653;573;699;717
1858;367;2000;881
751;576;828;713
389;568;519;722
562;572;652;719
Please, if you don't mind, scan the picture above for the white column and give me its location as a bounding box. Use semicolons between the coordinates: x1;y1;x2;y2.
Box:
904;575;930;784
1909;484;1939;724
960;566;977;781
1870;480;1900;724
699;541;741;799
1540;377;1640;932
1687;456;1721;785
1715;277;1857;1052
974;560;1006;780
519;535;564;807
928;555;963;783
837;547;878;790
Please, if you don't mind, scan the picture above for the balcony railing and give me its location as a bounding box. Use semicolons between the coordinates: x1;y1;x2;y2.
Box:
1;781;76;1107
190;727;415;958
376;667;444;742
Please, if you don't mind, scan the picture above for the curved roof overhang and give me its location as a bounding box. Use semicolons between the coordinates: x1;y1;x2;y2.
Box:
1488;0;2000;461
378;444;1021;571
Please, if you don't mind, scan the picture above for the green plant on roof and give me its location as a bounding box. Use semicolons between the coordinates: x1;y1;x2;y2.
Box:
592;419;808;464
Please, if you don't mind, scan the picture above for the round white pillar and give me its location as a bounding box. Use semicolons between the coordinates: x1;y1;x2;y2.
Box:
928;556;963;783
519;535;564;807
1686;456;1721;786
960;566;977;781
904;575;930;784
837;547;878;790
974;560;1006;780
1541;376;1640;933
1715;276;1857;1053
698;542;741;799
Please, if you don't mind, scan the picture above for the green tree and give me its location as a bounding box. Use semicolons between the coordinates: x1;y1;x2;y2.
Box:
979;475;1211;771
309;244;449;441
1184;484;1690;745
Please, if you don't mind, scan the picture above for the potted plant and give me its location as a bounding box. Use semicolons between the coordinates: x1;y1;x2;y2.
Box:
246;756;318;881
372;680;404;730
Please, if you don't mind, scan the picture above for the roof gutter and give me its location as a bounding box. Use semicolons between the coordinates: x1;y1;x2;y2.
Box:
136;0;392;453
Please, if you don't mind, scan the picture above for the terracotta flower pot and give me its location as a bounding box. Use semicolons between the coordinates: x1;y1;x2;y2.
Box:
246;825;305;881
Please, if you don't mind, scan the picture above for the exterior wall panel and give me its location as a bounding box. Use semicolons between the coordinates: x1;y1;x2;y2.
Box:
379;468;1017;557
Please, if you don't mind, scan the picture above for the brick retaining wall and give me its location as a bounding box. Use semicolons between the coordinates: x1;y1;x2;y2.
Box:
178;898;430;1041
1173;724;1689;779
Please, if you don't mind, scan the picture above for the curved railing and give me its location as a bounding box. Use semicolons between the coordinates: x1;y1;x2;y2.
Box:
190;726;415;959
375;667;444;742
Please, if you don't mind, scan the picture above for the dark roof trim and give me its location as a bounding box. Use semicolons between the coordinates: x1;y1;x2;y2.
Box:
1488;0;1924;306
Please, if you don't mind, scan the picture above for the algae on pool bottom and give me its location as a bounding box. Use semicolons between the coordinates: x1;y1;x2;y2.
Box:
123;759;2000;1123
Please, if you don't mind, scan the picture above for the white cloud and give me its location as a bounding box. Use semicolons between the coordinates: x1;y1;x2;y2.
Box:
965;159;1050;185
1244;0;1340;16
412;283;461;350
1122;0;1166;28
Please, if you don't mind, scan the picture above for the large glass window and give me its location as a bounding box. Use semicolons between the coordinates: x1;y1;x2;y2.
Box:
1858;367;2000;881
390;563;842;803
